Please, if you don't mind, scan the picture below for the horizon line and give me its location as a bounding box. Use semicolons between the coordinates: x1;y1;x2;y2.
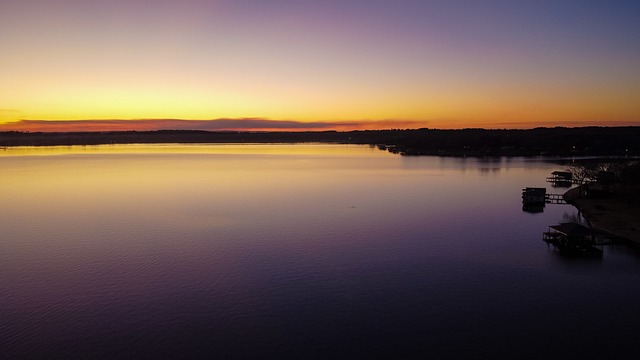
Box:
1;118;639;133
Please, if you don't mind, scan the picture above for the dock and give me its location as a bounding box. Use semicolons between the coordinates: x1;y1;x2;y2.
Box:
543;222;603;257
545;193;566;204
522;187;567;205
546;171;576;187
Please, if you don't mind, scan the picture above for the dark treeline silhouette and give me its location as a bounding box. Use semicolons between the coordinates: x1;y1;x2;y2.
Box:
565;159;640;207
1;127;639;157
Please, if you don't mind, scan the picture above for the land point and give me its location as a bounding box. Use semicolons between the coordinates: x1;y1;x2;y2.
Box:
564;187;640;246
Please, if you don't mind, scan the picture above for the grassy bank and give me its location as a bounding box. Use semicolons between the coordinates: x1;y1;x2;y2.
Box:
564;187;640;245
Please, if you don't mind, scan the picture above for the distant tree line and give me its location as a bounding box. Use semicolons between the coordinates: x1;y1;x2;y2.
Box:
1;126;640;157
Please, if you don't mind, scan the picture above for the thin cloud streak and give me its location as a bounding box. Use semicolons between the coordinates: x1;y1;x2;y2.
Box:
0;118;430;132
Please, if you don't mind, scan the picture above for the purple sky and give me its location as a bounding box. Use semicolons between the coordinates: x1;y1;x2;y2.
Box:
1;0;639;130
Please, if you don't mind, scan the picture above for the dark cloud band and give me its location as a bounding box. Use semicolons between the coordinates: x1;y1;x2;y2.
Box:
0;118;428;132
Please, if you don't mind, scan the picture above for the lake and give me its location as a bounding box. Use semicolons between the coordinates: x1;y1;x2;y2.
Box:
2;144;640;359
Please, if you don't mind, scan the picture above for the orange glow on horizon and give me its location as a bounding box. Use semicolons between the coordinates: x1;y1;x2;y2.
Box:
1;118;639;133
1;1;639;132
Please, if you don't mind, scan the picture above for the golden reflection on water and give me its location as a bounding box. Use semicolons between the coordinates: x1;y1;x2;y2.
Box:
1;143;559;261
1;143;408;250
8;143;639;360
0;143;390;157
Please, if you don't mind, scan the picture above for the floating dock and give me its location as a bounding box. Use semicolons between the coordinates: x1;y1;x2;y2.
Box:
522;187;567;205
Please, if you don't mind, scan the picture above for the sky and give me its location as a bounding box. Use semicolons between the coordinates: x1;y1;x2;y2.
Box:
1;0;639;131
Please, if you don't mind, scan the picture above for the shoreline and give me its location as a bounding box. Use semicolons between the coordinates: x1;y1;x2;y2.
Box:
2;127;639;157
564;187;640;245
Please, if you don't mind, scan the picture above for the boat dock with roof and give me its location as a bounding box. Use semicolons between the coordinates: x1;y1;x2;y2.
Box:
543;222;604;257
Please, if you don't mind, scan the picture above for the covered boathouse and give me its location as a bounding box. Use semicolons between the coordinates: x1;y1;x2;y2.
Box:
543;222;603;257
546;171;573;187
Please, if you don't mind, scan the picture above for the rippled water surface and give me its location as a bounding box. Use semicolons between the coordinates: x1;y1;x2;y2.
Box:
2;144;639;359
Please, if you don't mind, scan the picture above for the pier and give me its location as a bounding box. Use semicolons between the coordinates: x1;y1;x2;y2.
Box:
543;222;603;257
546;171;576;187
521;187;568;205
545;193;566;204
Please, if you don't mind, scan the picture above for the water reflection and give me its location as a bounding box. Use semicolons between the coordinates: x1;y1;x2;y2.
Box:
0;143;391;157
2;144;640;359
547;250;604;270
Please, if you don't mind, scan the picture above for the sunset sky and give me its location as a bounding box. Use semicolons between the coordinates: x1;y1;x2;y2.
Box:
1;0;639;131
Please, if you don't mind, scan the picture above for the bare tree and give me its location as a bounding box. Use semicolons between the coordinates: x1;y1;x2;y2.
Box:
567;163;597;197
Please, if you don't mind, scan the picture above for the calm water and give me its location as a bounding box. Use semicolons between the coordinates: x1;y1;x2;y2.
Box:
2;144;639;359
